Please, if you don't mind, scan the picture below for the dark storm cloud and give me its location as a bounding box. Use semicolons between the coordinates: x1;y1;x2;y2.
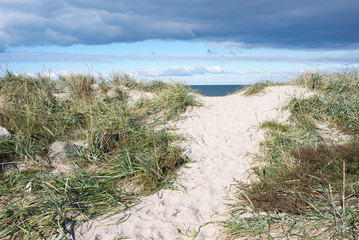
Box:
1;0;358;49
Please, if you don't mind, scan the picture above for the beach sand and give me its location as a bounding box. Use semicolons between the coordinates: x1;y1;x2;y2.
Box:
74;85;311;240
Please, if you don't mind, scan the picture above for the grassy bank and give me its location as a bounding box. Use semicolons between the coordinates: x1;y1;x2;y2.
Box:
235;80;281;96
0;71;200;239
224;70;359;239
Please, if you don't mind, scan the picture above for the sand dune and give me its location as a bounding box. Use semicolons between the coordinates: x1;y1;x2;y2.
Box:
75;85;311;240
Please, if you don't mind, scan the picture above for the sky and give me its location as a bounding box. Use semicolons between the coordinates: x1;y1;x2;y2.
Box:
0;0;358;84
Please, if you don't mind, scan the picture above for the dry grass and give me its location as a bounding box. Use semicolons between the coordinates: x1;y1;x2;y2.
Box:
224;69;359;239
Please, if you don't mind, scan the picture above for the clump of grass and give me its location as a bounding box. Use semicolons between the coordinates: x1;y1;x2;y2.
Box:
0;71;60;143
0;71;198;239
260;120;290;132
141;80;168;92
110;72;140;90
224;70;359;239
161;82;201;120
294;72;321;90
238;80;280;96
58;73;96;100
0;170;135;239
285;96;359;135
149;82;202;121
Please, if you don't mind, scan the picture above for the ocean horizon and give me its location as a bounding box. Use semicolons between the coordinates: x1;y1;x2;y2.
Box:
189;85;246;97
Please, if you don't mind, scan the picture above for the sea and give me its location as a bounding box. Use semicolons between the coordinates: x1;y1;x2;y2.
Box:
189;85;246;97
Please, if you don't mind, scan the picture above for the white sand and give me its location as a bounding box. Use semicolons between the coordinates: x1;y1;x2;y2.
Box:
74;86;311;240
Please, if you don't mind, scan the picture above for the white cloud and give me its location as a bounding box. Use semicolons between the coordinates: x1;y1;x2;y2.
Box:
213;41;247;50
129;66;266;78
238;69;263;75
131;66;233;77
1;50;359;64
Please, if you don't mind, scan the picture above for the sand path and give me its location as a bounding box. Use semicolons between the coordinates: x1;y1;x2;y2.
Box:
75;86;310;240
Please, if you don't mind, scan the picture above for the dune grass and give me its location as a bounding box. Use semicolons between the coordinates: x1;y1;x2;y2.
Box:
236;80;281;96
0;71;200;239
224;70;359;239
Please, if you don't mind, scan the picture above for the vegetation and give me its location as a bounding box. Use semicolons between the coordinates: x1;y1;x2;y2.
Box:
224;70;359;239
0;71;200;239
237;80;281;96
3;68;358;239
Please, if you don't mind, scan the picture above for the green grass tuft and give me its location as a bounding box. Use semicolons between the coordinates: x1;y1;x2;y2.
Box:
260;120;290;132
238;81;280;96
154;82;202;120
0;71;199;239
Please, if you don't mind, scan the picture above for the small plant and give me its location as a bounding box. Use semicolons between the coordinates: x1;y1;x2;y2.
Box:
239;80;279;96
294;72;321;90
64;73;96;100
111;72;140;89
142;80;168;92
153;82;202;120
260;120;290;132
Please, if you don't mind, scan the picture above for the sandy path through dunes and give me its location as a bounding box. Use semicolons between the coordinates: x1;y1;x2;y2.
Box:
75;86;310;240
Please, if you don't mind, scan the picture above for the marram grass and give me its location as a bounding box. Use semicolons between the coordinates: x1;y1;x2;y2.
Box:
236;80;281;96
224;70;359;239
0;71;200;239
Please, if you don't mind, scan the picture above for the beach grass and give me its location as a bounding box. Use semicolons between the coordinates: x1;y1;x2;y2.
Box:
2;68;358;239
0;71;200;239
235;80;281;96
223;70;359;239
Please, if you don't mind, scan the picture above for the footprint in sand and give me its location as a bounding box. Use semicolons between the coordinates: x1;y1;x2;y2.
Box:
74;86;311;240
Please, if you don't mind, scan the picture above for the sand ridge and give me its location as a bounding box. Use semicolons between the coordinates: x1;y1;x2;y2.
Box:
74;85;311;240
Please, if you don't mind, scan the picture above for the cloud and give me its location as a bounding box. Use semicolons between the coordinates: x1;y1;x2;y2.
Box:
238;69;264;75
131;66;233;77
1;50;358;65
207;49;217;56
0;51;103;62
267;65;359;82
0;0;358;49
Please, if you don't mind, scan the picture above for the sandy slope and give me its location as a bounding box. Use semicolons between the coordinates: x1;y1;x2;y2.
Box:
74;86;311;240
